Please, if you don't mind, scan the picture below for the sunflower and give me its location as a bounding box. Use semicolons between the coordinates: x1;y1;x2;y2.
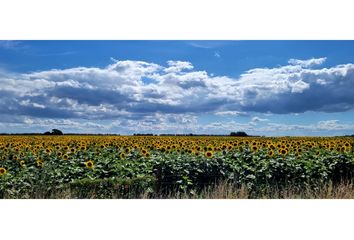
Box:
0;167;7;176
85;160;94;169
279;148;288;155
20;160;25;167
267;150;274;157
36;160;44;168
63;154;69;160
119;152;126;159
251;145;258;152
207;145;214;151
205;151;213;158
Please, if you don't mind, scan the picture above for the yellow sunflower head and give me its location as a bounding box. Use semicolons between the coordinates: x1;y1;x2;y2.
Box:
36;160;44;168
267;150;274;157
205;151;213;158
119;152;126;159
279;148;288;155
85;160;94;169
0;167;7;176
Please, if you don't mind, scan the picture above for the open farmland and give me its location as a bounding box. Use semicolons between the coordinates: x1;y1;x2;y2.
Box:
1;135;354;198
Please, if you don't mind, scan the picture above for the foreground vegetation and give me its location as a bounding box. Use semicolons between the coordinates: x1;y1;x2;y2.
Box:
1;135;353;199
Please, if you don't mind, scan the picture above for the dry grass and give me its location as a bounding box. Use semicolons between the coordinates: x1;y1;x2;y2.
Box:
3;181;354;199
143;181;354;199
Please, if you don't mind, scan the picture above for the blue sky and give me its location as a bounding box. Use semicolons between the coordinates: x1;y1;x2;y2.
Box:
1;40;354;136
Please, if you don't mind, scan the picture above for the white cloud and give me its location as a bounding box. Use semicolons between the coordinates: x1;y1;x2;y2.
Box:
232;62;354;113
1;57;354;133
215;111;247;116
288;57;327;68
164;60;194;73
291;80;310;93
251;116;269;123
257;120;354;134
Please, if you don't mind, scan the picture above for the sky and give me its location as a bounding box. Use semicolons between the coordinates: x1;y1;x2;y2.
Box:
1;40;354;136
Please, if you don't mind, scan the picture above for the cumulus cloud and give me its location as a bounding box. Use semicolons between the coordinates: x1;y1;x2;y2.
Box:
164;60;194;73
1;57;354;133
215;111;247;116
0;113;204;134
250;116;269;124
197;119;354;136
261;120;354;134
288;57;327;68
233;62;354;113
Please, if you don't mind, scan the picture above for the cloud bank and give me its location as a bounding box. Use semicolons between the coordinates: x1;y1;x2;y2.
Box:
1;57;354;133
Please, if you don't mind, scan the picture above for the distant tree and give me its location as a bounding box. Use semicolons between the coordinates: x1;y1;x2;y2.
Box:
230;131;248;137
51;129;63;135
43;129;63;135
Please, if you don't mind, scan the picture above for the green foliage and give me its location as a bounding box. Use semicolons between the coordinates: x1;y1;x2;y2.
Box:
69;176;156;199
1;144;354;198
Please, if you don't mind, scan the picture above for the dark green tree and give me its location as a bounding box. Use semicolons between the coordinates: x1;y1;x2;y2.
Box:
230;131;248;137
43;129;63;135
51;129;63;135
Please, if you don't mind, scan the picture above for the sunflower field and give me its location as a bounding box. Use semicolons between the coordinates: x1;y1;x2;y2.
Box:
0;135;354;198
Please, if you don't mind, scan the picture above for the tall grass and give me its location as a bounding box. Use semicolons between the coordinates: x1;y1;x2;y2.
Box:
183;181;354;199
3;181;353;199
